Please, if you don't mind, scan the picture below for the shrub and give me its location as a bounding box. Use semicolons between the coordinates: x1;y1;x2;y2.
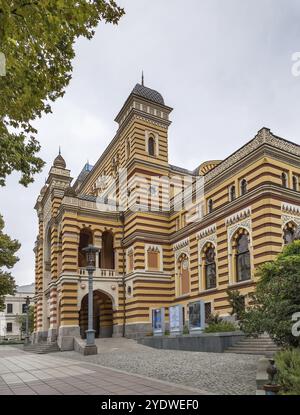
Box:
206;313;222;325
240;241;300;347
226;289;245;320
183;324;189;335
275;348;300;395
204;321;237;333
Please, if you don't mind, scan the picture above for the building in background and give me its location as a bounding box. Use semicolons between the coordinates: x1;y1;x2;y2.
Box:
33;81;300;349
0;283;35;340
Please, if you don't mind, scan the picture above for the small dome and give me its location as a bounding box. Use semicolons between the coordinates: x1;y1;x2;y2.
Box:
132;83;165;105
64;186;77;197
53;154;66;169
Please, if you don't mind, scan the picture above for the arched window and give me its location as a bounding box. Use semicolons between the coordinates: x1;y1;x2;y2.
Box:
229;185;236;201
208;199;213;213
292;175;298;191
240;179;247;196
78;228;93;268
235;233;251;282
148;136;155;156
283;222;296;245
204;246;216;289
101;231;114;269
282;172;288;188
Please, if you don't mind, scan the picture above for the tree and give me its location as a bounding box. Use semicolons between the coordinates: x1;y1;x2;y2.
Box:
0;215;20;311
0;0;124;186
16;305;34;336
226;289;245;320
0;1;124;300
240;241;300;347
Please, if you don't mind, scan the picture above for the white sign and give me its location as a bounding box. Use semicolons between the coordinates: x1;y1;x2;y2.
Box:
169;305;183;334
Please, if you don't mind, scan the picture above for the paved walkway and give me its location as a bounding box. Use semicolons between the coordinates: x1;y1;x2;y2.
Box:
0;346;205;395
53;338;261;395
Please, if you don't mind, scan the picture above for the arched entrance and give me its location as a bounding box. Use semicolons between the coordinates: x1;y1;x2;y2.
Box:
79;290;113;339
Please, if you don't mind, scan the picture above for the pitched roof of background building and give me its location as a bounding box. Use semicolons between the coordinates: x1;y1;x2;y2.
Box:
16;283;35;293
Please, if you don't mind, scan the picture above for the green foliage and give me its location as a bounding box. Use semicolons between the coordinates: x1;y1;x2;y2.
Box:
0;0;124;186
0;215;19;311
183;324;189;335
240;241;300;347
226;289;245;320
204;320;237;333
206;313;222;325
16;305;34;335
275;348;300;395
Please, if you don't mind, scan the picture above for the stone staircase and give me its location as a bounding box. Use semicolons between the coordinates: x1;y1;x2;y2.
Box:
225;335;280;356
23;342;60;354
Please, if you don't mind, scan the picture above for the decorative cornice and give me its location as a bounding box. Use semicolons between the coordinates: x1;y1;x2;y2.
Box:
226;207;251;226
205;128;300;182
196;224;216;240
173;237;189;251
281;202;300;215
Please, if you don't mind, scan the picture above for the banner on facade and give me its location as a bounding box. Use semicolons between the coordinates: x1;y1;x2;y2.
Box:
188;300;205;333
152;307;165;336
169;304;183;335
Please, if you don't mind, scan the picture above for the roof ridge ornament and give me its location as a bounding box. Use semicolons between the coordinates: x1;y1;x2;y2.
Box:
142;70;144;86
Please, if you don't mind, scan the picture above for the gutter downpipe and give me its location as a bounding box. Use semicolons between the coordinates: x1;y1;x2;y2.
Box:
119;211;126;337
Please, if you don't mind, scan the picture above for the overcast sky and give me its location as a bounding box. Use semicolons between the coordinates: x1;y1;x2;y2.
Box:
1;0;300;286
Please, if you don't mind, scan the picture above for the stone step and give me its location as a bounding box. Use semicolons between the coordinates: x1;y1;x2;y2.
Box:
23;342;60;354
225;350;276;355
229;344;279;350
224;334;280;356
239;339;274;344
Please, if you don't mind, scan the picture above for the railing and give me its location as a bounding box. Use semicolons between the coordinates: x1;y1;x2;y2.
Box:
79;268;116;278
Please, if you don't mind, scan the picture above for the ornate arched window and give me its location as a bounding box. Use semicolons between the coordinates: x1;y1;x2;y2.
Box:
240;179;247;196
235;233;251;282
283;222;296;245
208;199;213;213
292;175;298;191
148;136;155;156
229;185;236;201
204;245;216;289
282;172;288;188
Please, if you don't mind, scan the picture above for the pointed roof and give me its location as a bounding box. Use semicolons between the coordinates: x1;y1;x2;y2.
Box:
53;153;66;169
131;83;165;105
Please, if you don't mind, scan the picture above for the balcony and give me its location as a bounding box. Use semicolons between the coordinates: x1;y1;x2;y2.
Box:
79;268;116;278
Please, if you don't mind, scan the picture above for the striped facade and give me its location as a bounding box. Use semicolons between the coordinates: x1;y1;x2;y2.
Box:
33;83;300;348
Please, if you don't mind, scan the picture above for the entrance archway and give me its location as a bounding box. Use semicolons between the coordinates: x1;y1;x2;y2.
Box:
79;290;113;339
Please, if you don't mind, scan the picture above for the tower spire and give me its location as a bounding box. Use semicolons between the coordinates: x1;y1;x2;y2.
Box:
141;70;144;86
59;145;61;156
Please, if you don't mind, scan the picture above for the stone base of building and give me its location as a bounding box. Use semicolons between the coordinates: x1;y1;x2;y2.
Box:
74;337;98;355
57;326;80;351
113;323;153;339
47;328;58;344
32;330;48;344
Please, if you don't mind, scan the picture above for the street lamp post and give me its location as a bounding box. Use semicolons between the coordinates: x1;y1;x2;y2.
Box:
24;296;30;345
82;244;99;354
